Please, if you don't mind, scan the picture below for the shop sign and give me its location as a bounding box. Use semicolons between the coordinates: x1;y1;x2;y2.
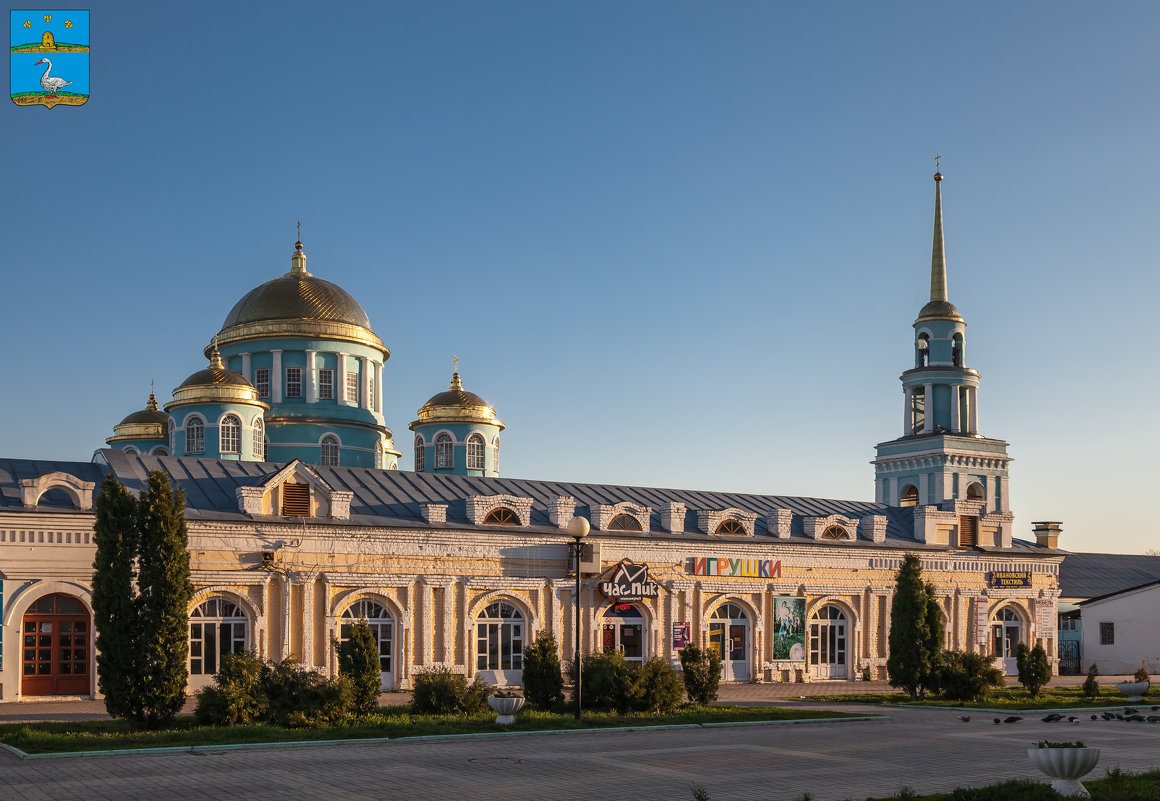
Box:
672;622;690;650
988;570;1031;588
974;597;989;644
598;561;659;602
772;596;806;662
1034;598;1054;630
690;557;781;578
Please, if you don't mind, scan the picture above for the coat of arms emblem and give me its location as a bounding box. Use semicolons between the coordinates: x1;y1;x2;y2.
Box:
10;10;89;108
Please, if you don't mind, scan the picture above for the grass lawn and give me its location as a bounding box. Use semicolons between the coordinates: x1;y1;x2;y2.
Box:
0;704;866;755
810;685;1160;710
855;768;1160;800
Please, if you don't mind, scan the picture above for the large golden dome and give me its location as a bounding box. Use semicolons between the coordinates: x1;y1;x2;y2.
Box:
209;242;387;357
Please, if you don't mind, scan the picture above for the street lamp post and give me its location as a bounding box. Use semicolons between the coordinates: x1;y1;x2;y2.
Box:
567;515;590;721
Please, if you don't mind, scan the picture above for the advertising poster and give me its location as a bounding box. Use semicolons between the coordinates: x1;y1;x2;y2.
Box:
1034;599;1054;631
772;597;806;661
672;622;690;650
974;598;989;644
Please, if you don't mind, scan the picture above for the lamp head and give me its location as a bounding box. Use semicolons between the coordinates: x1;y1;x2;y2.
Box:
567;516;590;540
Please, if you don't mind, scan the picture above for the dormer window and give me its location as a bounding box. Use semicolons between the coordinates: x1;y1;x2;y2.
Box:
282;482;311;516
821;525;851;540
483;507;519;525
608;513;643;531
715;519;747;535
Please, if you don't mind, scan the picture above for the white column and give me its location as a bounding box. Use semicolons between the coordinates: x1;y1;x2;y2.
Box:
240;352;252;382
374;362;383;414
923;383;934;433
440;583;453;664
968;387;979;433
950;385;961;433
903;387;912;434
338;352;350;405
360;356;371;411
305;350;317;404
271;350;283;404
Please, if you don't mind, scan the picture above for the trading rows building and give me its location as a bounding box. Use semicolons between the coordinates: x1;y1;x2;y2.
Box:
0;173;1065;699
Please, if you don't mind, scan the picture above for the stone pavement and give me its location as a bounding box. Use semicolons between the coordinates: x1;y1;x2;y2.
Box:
0;677;1155;801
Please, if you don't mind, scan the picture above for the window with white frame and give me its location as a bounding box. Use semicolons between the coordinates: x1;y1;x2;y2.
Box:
285;367;302;398
340;600;393;673
123;446;139;455
255;368;270;398
320;434;340;466
189;597;248;675
186;416;205;454
253;417;265;460
435;433;453;468
476;601;524;670
414;435;425;471
374;441;383;469
345;372;359;404
368;371;375;411
467;433;485;470
319;369;334;400
220;414;241;454
150;446;169;456
493;436;500;472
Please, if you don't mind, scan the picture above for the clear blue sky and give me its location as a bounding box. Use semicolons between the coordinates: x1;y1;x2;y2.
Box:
3;2;1156;554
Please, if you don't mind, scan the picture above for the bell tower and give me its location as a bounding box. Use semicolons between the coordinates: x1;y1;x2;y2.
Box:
873;166;1013;548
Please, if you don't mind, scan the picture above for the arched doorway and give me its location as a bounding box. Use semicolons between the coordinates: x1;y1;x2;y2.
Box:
600;603;645;665
709;603;750;682
809;604;848;679
339;599;394;690
991;606;1025;675
475;601;525;686
22;593;90;696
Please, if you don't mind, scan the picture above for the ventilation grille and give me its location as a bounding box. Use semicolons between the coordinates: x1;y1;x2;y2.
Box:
958;516;978;547
282;482;311;517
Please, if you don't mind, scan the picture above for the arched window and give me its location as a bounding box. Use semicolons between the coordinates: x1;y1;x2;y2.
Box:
711;603;748;621
476;601;524;671
966;482;984;501
493;436;500;473
220;415;241;454
484;507;519;525
150;446;169;457
340;600;393;673
952;333;964;367
189;597;248;676
900;484;919;507
916;333;930;367
252;417;265;460
608;513;643;531
716;519;746;535
466;433;485;470
320;434;340;466
414;435;425;472
374;441;383;469
821;525;850;540
435;433;453;469
185;416;205;454
123;446;139;456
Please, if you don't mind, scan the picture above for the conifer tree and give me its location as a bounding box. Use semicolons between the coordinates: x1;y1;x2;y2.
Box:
887;554;931;700
134;471;194;728
919;582;945;696
92;474;140;720
336;621;382;715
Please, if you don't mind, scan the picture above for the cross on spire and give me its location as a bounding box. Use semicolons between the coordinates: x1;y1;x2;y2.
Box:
453;355;459;373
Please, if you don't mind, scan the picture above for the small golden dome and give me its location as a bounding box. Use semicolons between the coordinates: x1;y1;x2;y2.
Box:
915;299;964;323
409;371;505;430
107;393;170;444
166;349;268;411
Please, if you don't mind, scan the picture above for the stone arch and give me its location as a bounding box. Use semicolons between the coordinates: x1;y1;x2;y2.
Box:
19;472;95;510
4;580;93;628
189;586;263;629
806;595;859;631
701;594;760;630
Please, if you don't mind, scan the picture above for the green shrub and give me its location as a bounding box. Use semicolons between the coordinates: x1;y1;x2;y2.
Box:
934;650;1004;702
521;631;565;710
579;650;639;712
194;651;267;725
1016;642;1051;698
336;621;382;715
636;657;683;713
679;643;722;705
1082;663;1100;698
411;666;491;715
262;659;353;727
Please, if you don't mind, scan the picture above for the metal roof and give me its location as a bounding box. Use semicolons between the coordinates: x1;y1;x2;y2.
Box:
1058;552;1160;601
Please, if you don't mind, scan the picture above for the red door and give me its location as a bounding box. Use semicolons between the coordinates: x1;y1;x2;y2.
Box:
21;594;90;696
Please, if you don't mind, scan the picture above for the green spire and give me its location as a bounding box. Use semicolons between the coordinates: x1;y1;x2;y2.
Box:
929;166;948;303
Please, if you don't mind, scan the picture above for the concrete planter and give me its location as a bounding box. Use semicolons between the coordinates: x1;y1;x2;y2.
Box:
488;695;525;725
1116;681;1149;701
1026;747;1100;797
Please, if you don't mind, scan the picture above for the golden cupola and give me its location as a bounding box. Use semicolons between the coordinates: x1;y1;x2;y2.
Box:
167;346;268;410
410;370;505;429
106;392;170;446
208;240;388;359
